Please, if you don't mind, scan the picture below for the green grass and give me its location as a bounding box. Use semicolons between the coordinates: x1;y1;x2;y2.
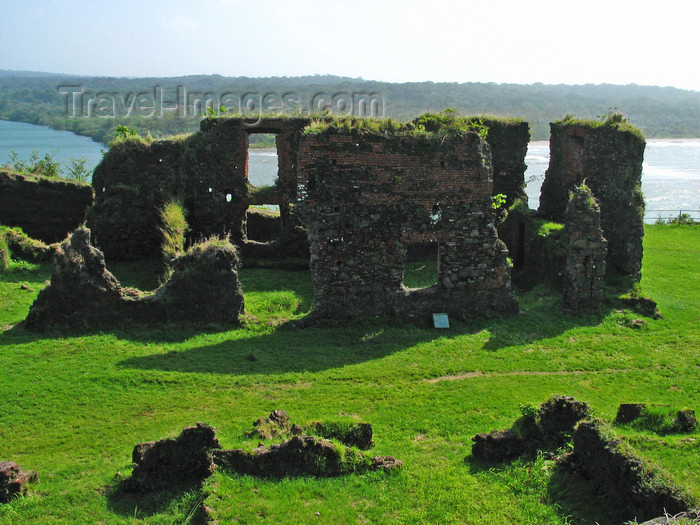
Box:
0;225;698;524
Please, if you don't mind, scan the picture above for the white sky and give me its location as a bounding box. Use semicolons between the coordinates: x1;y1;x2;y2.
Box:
2;0;699;91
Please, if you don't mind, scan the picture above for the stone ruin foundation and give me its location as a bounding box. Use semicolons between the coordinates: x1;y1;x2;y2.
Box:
296;129;518;321
562;184;607;313
539;120;645;279
471;396;695;524
122;412;401;492
25;228;244;330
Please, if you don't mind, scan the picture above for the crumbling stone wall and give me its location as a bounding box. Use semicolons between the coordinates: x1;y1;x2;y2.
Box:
573;420;692;522
563;185;607;313
480;119;530;206
538;121;645;278
88;118;310;261
0;170;93;244
25;228;244;330
88;129;248;261
296;130;518;321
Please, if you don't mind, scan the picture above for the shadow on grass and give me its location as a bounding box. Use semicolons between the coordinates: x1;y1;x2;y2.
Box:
546;461;631;525
2;260;626;358
116;322;448;375
106;479;207;523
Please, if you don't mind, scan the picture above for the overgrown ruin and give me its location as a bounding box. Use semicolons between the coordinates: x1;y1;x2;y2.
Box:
26;228;244;330
296;124;517;320
562;184;607;313
539;117;645;279
122;413;400;493
17;112;648;326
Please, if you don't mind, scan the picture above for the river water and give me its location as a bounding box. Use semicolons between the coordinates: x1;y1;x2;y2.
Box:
0;120;104;172
1;120;698;222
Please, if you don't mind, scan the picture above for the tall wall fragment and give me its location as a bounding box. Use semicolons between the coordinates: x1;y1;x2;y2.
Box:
481;119;530;206
296;129;518;321
538;120;645;278
562;185;607;314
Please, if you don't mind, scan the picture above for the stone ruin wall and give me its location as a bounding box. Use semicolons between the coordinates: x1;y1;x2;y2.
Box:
25;228;244;330
562;185;607;313
538;122;645;279
86;117;528;263
88;117;311;261
296;131;518;320
481;119;530;207
88;123;248;260
0;169;94;244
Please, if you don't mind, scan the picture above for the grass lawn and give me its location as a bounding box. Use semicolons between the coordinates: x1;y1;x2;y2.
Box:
0;224;698;524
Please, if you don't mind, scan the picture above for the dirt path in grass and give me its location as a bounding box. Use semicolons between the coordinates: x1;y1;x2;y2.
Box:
425;367;662;383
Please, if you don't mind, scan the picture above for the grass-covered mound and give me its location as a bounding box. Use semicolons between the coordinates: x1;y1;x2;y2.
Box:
0;225;698;523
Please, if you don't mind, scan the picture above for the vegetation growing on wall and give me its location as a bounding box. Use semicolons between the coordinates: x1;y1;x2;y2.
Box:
2;150;91;183
557;110;646;142
303;110;492;141
158;199;189;271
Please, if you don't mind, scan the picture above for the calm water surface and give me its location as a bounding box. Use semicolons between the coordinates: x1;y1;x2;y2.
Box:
0;120;104;174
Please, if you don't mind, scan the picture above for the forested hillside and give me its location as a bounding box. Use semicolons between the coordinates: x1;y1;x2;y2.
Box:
2;72;700;142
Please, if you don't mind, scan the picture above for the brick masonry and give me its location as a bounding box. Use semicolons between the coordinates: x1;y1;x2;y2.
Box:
296;131;518;321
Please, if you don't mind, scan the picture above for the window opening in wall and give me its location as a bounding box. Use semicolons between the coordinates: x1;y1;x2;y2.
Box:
246;133;281;242
403;240;440;289
247;133;278;188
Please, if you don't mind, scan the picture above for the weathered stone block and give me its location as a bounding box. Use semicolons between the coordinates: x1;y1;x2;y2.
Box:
471;429;524;462
0;461;38;503
123;423;220;492
615;403;647;424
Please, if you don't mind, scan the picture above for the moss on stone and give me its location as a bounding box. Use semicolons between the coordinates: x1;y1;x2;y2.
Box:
555;112;646;142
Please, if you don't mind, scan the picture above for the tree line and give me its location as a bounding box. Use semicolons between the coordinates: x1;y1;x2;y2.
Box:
2;72;700;143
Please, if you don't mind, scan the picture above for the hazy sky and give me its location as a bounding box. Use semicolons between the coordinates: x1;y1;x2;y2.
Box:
3;0;699;91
